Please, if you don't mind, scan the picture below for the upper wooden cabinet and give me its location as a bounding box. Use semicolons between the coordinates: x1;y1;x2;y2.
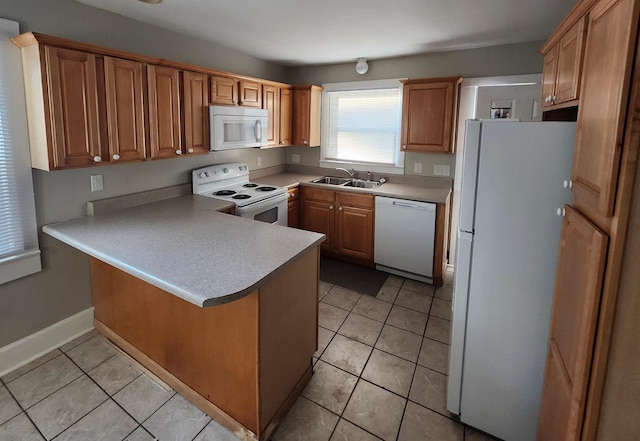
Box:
210;75;262;107
401;77;462;154
182;71;210;155
541;16;587;109
147;65;181;159
262;85;279;147
279;87;293;146
293;85;322;147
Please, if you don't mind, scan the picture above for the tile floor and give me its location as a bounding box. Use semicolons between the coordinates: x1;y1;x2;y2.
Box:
0;268;500;441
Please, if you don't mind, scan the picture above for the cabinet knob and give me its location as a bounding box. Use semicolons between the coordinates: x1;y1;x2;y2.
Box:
329;205;333;210
303;140;308;145
175;150;182;155
402;145;407;149
112;154;120;161
187;148;194;154
563;179;573;189
552;95;557;101
338;206;343;211
93;156;102;163
557;207;566;217
280;141;284;144
232;100;237;104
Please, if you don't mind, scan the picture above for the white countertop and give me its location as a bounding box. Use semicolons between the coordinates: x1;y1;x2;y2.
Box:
43;195;325;308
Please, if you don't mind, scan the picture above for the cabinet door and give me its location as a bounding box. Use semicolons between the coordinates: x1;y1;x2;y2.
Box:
239;80;262;107
104;57;146;162
148;65;181;159
401;80;458;153
537;206;608;441
279;87;293;146
183;71;210;155
335;192;374;261
45;47;101;168
573;0;638;218
288;188;300;228
541;44;559;108
293;88;311;146
555;17;587;105
262;85;279;147
301;187;335;251
210;75;238;105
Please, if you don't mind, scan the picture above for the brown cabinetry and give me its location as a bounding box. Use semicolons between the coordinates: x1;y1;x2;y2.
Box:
147;65;181;159
279;87;294;146
210;75;262;107
293;85;322;147
287;187;299;228
263;85;294;148
301;187;374;263
401;77;462;153
182;71;210;155
541;16;587;109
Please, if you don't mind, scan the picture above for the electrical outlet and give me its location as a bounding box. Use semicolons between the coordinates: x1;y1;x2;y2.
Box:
90;174;104;192
256;156;262;167
434;165;451;176
414;162;422;173
291;154;300;164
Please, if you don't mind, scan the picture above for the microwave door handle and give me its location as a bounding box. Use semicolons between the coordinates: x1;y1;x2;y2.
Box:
255;120;262;142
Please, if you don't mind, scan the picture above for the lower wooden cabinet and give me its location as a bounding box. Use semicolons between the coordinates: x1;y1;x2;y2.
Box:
301;187;374;263
287;188;299;228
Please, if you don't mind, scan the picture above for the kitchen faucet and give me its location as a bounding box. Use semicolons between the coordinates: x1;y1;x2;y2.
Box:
336;167;357;179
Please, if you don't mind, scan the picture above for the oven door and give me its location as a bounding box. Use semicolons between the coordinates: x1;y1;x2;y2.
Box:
236;193;288;226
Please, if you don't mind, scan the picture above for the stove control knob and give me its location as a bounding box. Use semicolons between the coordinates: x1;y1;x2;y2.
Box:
223;168;229;173
198;172;206;179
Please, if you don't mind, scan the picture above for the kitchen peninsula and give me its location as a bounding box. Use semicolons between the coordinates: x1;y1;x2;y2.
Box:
42;195;325;441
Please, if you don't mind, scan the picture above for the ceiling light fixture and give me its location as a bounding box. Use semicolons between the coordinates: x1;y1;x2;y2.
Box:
137;0;163;4
355;58;368;75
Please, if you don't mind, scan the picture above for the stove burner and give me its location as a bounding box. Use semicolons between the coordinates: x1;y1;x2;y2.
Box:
232;194;251;200
214;190;236;196
256;186;276;192
243;183;259;188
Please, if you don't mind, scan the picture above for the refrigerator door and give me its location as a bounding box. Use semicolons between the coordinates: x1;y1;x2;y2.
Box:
447;229;474;414
458;120;482;233
458;121;575;441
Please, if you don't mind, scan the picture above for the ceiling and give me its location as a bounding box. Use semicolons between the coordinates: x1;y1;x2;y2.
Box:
74;0;576;66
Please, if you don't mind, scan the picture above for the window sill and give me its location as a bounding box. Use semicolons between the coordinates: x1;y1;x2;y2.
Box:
319;160;404;175
0;250;42;285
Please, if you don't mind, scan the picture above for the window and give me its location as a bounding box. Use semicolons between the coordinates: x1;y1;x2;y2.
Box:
0;18;41;284
321;79;404;174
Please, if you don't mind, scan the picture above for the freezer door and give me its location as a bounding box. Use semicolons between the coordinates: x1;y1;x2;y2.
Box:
458;120;482;232
447;229;473;414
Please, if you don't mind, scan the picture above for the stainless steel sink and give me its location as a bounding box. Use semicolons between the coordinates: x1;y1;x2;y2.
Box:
311;176;353;185
342;179;382;189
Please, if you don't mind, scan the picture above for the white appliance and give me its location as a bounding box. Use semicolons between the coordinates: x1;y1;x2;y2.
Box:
448;120;575;441
209;105;268;151
374;197;436;282
192;163;288;226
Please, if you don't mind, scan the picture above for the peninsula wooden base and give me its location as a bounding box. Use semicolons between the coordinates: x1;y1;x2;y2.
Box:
89;248;319;441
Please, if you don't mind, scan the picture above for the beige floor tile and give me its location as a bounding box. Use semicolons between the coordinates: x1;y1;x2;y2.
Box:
88;354;141;396
193;419;238;441
59;329;99;353
124;427;155;441
361;349;415;397
27;375;108;440
384;275;405;288
431;298;452;320
425;316;451;344
0;413;45;441
409;365;449;416
0;386;22;425
302;360;358;414
464;427;502;440
113;375;175;423
418;338;449;375
143;394;210;441
435;284;453;301
338;313;383;346
323;286;362;311
315;327;336;358
321;335;373;376
54;399;138;441
2;349;62;383
386;305;428;335
319;303;349;332
319;281;334;301
398;401;463;441
352;296;392;323
402;279;435;296
376;284;400;303
6;354;83;409
66;335;117;372
394;289;433;314
272;397;338;441
375;325;422;362
330;419;381;441
343;380;405;441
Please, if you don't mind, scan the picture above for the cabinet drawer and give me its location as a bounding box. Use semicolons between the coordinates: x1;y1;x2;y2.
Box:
337;192;374;209
302;186;334;203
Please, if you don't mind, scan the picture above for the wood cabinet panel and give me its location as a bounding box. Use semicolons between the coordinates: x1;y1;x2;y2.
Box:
293;86;322;147
44;47;102;168
302;199;334;252
148;65;181;159
287;188;299;228
210;75;238;105
279;87;293;146
104;57;146;162
542;44;559;107
263;85;279;147
537;206;608;441
239;80;262;107
183;70;210;155
335;205;373;261
401;77;461;153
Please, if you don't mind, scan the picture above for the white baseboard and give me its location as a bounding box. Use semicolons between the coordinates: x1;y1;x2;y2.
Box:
0;308;94;378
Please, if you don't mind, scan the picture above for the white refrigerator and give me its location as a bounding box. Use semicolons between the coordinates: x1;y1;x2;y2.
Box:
447;120;575;441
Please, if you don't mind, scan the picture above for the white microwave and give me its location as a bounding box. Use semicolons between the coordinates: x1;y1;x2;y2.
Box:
209;105;268;151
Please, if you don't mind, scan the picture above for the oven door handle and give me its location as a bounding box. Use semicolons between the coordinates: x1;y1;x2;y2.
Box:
238;192;288;212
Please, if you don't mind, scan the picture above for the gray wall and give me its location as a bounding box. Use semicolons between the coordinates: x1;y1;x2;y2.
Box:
0;0;287;347
285;41;545;178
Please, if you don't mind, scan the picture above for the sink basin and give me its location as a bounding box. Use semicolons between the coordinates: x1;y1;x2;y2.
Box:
311;176;353;185
343;179;383;189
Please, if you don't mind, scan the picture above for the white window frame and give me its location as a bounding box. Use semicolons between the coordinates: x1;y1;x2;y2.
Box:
0;18;41;284
320;79;406;175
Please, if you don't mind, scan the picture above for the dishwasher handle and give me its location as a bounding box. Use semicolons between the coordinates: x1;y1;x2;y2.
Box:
376;197;436;212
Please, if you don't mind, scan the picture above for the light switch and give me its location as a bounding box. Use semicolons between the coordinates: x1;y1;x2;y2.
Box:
292;154;300;163
257;156;262;167
90;174;104;192
414;163;422;173
434;165;450;176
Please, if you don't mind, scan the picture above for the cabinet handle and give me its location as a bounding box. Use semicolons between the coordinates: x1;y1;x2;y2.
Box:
112;154;120;161
556;207;566;217
303;140;308;145
563;179;573;189
402;145;407;149
175;150;182;155
93;156;102;163
338;206;343;211
329;205;333;210
187;148;194;154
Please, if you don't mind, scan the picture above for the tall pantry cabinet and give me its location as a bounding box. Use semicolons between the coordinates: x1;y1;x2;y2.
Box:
537;0;640;440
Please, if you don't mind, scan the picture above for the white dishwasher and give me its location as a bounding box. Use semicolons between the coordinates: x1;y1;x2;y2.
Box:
374;196;436;281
